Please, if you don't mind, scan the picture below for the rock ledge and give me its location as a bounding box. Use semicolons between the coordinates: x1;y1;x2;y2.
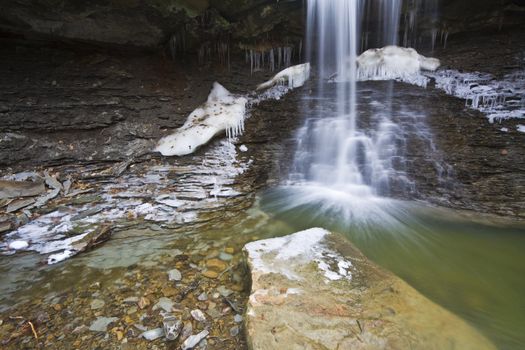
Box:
244;228;495;350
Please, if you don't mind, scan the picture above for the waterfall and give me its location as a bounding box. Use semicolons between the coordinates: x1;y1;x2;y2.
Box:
294;0;400;197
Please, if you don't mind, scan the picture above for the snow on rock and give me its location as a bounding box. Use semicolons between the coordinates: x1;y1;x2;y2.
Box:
8;240;29;250
244;228;352;282
518;125;525;133
256;63;311;91
48;249;75;265
155;82;247;156
356;46;440;86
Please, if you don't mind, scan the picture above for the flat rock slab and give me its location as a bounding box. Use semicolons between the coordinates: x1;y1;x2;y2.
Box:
0;180;45;199
244;228;495;350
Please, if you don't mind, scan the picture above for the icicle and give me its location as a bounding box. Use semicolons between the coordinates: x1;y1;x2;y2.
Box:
431;28;438;51
443;31;449;49
270;49;274;71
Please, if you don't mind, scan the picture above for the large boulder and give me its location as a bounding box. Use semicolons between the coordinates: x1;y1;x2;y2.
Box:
244;228;495;350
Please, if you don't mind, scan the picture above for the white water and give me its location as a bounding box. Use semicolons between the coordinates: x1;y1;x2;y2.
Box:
285;0;446;223
293;0;402;200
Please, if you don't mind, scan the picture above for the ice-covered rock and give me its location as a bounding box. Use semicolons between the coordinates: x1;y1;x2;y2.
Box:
356;46;439;86
8;240;29;250
427;69;525;122
256;63;311;91
155;82;247;156
244;228;496;350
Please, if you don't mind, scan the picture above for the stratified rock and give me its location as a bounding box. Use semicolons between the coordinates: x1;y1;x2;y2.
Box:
244;228;496;350
0;180;45;199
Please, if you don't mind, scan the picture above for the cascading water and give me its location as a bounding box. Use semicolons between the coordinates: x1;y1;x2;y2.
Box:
278;0;441;224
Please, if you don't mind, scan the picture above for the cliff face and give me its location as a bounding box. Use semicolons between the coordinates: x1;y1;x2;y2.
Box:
0;0;303;50
1;0;523;52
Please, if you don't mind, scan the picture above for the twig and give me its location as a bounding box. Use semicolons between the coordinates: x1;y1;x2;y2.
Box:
28;321;38;340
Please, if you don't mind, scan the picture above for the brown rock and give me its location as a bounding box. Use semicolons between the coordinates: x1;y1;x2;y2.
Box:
244;229;496;350
202;270;219;279
138;296;150;309
206;259;227;271
162;286;177;297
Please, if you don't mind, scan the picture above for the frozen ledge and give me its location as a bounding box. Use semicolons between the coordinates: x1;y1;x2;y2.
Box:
243;228;496;350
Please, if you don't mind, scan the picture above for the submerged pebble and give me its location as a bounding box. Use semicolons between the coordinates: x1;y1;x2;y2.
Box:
191;309;207;322
181;330;209;350
89;316;118;332
168;268;182;281
90;299;105;310
163;315;183;341
141;328;164;341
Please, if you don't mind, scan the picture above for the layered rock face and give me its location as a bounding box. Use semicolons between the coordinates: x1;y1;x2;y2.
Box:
244;228;496;350
1;0;523;52
0;0;303;50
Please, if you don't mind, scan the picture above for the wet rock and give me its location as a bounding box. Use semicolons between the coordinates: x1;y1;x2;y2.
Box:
138;296;150;309
90;299;105;310
205;258;227;271
181;321;193;340
162;315;183;341
89;316;118;332
168;268;182;281
202;270;219;279
190;309;206;323
72;325;89;334
181;330;209;350
161;286;177;297
153;297;174;313
123;297;139;304
217;286;233;297
218;252;233;261
244;228;496;350
229;326;239;337
141;328;164;341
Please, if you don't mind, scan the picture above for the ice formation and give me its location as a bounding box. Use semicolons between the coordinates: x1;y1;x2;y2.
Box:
356;46;440;85
256;63;311;91
244;228;353;282
155;82;247;156
426;70;525;123
246;46;295;73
